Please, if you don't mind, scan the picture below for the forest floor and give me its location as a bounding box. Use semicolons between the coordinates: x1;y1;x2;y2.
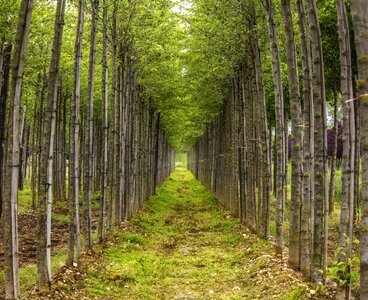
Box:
0;180;101;296
26;168;333;300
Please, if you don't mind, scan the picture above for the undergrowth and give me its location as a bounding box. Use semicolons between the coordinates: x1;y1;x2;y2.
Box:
51;168;311;299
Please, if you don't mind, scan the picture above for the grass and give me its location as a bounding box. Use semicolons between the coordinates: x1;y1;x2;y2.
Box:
0;250;67;296
55;167;311;299
18;182;33;214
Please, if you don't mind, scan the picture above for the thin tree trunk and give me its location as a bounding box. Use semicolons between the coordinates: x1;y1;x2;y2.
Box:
254;39;271;238
31;73;42;210
109;1;118;227
67;0;84;265
18;105;27;190
336;1;355;298
349;1;368;297
354;99;360;221
329;88;338;214
3;1;33;298
265;0;285;256
0;43;11;219
305;0;329;283
281;0;302;271
83;0;99;250
99;1;108;242
296;0;313;279
118;47;126;224
37;0;66;289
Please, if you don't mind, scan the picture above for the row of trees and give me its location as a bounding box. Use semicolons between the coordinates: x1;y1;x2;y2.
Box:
2;0;368;298
188;0;368;298
1;0;175;298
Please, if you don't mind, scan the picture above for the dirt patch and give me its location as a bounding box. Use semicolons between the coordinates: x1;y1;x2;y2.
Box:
0;211;69;269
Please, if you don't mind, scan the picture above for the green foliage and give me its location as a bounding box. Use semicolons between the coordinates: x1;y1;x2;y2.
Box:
0;0;19;41
129;0;262;150
327;240;360;290
281;285;308;300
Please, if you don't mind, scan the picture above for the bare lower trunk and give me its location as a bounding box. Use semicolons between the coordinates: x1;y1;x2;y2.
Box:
296;0;313;279
281;0;302;271
349;1;368;297
38;0;66;289
83;0;99;250
68;0;84;264
336;8;355;298
305;0;328;283
0;43;11;219
99;1;108;242
4;1;33;298
265;0;285;256
329;89;338;214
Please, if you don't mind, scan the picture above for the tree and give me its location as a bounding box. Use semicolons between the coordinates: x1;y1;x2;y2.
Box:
280;0;303;271
99;0;108;242
83;0;99;250
67;0;85;265
37;0;66;290
335;1;355;298
296;0;313;278
3;0;33;298
349;0;368;297
0;43;12;219
264;0;286;257
305;0;329;283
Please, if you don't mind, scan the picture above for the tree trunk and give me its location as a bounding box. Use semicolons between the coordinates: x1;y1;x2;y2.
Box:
99;1;108;242
265;0;285;256
67;0;84;265
83;0;99;250
254;40;271;238
336;7;355;297
281;0;302;271
329;89;338;214
3;1;33;298
109;1;118;228
18;105;27;190
296;0;313;279
118;47;126;224
0;43;11;219
37;0;66;290
305;0;329;283
348;0;368;297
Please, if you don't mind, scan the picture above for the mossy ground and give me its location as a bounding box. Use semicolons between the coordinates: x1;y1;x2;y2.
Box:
30;167;318;300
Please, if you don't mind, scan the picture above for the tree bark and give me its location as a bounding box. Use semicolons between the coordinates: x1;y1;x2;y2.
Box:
305;0;329;283
99;1;108;242
265;0;285;256
336;7;355;297
0;43;11;219
3;1;33;298
329;89;338;214
296;0;313;279
281;0;302;271
348;0;368;297
83;0;99;250
37;0;66;289
18;105;27;190
67;0;84;265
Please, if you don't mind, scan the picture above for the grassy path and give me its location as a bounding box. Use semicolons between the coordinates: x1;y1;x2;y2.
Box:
34;168;311;299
